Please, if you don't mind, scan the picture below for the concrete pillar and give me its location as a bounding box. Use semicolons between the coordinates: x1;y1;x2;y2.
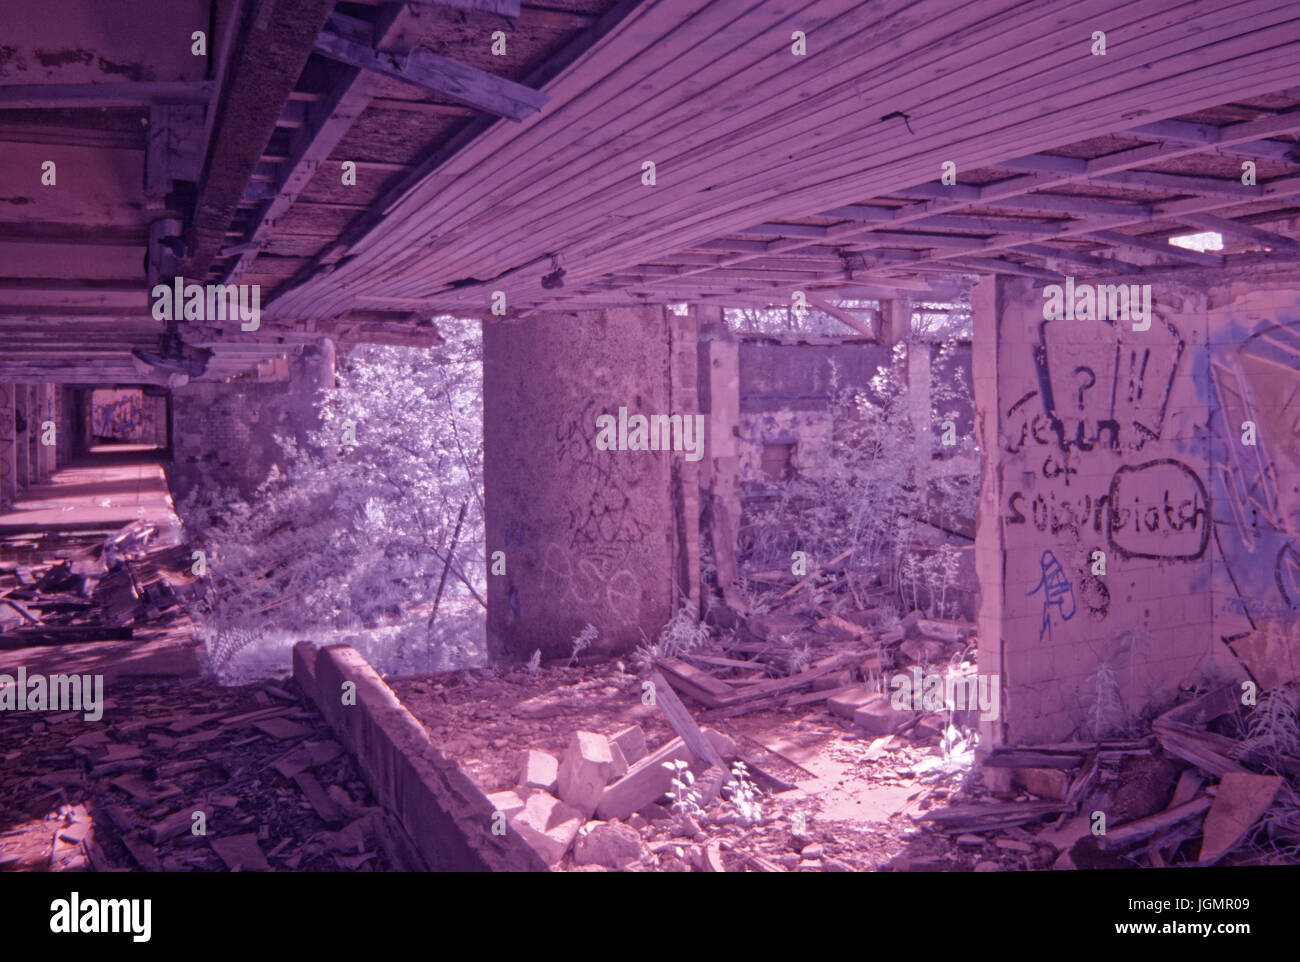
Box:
974;273;1215;744
38;383;56;480
26;385;38;485
697;305;741;609
971;276;1008;766
908;343;932;478
879;298;909;347
484;307;681;663
0;385;15;507
314;337;336;390
670;308;701;611
14;385;29;492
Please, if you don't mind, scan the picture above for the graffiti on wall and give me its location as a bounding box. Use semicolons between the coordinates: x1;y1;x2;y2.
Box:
553;398;653;550
539;541;641;625
1027;548;1076;640
91;389;156;443
1208;318;1300;685
1032;315;1185;454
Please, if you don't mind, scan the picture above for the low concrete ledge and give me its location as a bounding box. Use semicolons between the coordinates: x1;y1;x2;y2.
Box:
293;642;549;872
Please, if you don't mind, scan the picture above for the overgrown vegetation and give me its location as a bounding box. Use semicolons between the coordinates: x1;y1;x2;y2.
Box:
178;321;485;680
633;601;711;673
735;331;977;619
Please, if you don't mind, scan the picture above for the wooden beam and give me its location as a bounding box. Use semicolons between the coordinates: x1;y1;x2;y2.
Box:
1089;169;1262;199
1088;229;1225;267
1015;243;1143;274
806;296;875;337
313;25;547;121
1177;212;1300;254
418;0;521;14
183;0;341;281
746;222;829;238
0;82;212;110
937;257;1064;282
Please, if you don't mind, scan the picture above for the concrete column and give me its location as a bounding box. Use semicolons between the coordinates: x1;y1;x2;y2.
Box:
671;308;701;611
975;273;1215;744
484;307;680;663
908;343;932;478
14;385;29;492
697;305;741;609
314;337;336;390
0;385;16;507
26;385;38;485
971;276;1008;766
38;383;56;480
879;298;909;347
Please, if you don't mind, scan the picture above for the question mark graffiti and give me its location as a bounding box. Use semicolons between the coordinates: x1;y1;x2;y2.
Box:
1072;366;1096;412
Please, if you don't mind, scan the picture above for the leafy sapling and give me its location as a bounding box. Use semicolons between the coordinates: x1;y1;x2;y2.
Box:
723;761;762;826
568;623;598;667
664;758;704;829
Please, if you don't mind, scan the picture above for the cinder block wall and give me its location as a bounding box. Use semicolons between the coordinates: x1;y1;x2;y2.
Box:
484;307;679;663
978;267;1300;744
977;275;1215;743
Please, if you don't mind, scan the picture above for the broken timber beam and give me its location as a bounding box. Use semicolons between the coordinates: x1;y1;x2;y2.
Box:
184;0;340;280
649;669;729;772
313;25;547;122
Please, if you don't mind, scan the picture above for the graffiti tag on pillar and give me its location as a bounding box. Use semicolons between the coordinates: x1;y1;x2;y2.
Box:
1105;459;1209;561
1027;549;1076;640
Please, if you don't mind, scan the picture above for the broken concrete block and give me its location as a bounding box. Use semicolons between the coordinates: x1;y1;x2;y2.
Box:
610;725;647;765
596;728;735;821
812;670;853;691
557;730;616;817
1014;767;1071;801
911;712;947;739
573;820;644;868
608;741;628;780
916;619;968;645
488;789;527;819
508;791;585;865
1198;772;1282;865
826;686;881;721
518;749;559;794
899;636;947;666
852;694;912;735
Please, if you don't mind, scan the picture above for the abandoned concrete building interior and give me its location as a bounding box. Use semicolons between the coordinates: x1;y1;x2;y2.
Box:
1;0;1299;908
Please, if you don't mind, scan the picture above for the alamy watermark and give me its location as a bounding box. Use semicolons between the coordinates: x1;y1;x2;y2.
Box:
151;276;260;331
889;667;1000;722
595;406;704;462
0;667;104;721
50;893;150;942
1042;276;1151;331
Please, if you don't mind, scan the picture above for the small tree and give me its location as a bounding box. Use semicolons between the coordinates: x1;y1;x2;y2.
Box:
178;320;486;678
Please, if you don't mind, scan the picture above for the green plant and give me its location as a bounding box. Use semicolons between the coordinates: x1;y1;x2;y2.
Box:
567;623;598;667
1239;685;1300;771
723;761;762;826
788;640;813;675
663;758;703;823
1083;660;1125;739
633;602;710;673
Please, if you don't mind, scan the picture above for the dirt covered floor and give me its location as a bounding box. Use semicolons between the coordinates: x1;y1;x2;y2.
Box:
388;659;1013;872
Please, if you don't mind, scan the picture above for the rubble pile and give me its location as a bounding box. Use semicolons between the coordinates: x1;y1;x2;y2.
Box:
0;678;402;872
